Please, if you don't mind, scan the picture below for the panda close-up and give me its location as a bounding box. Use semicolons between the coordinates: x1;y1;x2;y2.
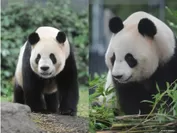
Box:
14;26;79;116
106;11;177;115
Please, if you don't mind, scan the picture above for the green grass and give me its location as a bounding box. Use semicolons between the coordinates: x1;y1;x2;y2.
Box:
78;86;89;117
1;96;13;102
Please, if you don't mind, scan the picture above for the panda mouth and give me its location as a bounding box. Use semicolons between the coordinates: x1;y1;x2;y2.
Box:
124;75;132;82
40;72;52;76
115;75;132;83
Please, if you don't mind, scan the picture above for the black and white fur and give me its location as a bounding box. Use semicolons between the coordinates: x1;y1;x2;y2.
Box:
14;26;79;116
106;11;177;115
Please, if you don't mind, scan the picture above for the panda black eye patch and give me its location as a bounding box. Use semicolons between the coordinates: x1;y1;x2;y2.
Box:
35;54;41;64
50;53;57;64
125;53;137;68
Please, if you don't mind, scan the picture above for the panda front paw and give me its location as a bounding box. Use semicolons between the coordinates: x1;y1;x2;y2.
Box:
59;109;76;116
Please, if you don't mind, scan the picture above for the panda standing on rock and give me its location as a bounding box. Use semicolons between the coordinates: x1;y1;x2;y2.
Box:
14;26;79;116
105;11;177;115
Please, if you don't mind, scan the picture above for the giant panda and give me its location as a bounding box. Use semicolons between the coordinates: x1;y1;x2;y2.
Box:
14;26;79;116
105;11;177;115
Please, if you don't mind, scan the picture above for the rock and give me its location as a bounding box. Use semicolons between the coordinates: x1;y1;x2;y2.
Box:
1;102;41;133
1;102;88;133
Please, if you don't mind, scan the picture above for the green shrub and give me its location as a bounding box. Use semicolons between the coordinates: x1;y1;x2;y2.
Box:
1;2;88;98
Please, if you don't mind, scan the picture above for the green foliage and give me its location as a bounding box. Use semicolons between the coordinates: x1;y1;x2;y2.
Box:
1;1;88;98
90;73;177;132
89;74;116;132
77;87;89;117
166;7;177;33
147;81;177;119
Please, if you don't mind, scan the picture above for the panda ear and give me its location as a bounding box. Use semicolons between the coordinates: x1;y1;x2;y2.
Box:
56;31;66;44
28;32;40;45
109;17;124;33
138;18;157;38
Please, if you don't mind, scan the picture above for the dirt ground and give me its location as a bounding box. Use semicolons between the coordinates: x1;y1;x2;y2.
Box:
31;113;88;133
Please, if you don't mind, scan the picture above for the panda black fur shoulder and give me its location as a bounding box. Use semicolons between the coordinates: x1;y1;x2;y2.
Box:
106;11;177;115
14;26;79;116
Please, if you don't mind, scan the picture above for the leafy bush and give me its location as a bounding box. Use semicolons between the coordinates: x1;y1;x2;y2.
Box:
1;1;88;98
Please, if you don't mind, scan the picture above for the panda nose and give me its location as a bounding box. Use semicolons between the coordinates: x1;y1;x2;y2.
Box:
113;75;123;79
40;66;49;71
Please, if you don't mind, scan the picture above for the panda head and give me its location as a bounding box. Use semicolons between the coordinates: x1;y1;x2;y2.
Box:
28;27;69;79
106;12;175;83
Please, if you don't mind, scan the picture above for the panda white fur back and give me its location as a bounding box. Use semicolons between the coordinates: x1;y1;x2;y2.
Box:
14;26;79;116
105;11;177;114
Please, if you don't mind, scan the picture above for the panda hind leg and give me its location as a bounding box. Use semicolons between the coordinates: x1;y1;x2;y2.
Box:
44;92;59;113
13;82;24;104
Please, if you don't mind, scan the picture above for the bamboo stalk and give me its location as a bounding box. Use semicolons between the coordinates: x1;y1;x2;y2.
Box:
111;113;177;132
